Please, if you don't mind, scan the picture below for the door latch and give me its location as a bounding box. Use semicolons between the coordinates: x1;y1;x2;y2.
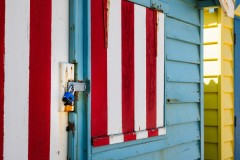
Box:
66;121;75;135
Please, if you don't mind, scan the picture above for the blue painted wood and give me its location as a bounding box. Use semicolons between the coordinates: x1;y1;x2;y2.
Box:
166;103;200;125
166;17;200;45
69;0;204;159
68;0;90;159
234;17;240;160
166;38;200;64
67;113;78;160
92;122;200;160
167;0;200;26
126;141;200;160
166;61;200;83
166;83;200;103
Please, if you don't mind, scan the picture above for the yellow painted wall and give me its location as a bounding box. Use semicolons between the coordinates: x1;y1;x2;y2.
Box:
204;8;234;160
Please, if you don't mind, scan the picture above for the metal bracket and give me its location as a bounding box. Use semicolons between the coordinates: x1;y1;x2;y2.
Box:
68;82;86;92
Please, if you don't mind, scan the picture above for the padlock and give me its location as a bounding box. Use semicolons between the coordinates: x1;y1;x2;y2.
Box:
62;85;75;106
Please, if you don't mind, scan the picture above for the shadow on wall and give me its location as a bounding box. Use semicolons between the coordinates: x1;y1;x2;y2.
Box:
204;77;219;160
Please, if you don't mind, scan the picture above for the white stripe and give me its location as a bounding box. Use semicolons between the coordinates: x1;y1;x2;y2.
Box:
136;130;148;139
157;12;165;128
109;134;124;144
4;0;30;159
134;5;147;132
158;128;166;135
50;0;69;159
107;0;122;135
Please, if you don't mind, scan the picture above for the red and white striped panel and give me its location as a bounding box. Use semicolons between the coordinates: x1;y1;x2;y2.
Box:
91;0;165;147
1;0;69;159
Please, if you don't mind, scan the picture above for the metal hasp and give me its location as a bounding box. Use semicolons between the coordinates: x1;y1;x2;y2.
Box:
68;82;86;92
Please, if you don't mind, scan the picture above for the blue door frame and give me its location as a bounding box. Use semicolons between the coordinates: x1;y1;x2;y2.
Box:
68;0;91;159
235;1;240;158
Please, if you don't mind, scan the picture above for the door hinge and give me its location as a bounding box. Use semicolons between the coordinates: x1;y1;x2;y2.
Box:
234;33;236;45
66;121;75;135
235;116;237;127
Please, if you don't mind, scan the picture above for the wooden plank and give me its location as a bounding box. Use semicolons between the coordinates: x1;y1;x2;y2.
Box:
204;143;218;160
166;38;199;64
166;61;200;83
222;77;233;93
204;126;218;143
204;27;219;44
166;82;200;103
223;141;234;159
222;93;233;109
204;78;218;93
205;110;218;126
134;4;146;132
222;61;233;76
204;61;219;76
204;93;218;109
204;10;218;28
166;103;200;125
166;17;200;44
204;44;219;60
223;109;233;125
107;0;122;136
167;0;200;26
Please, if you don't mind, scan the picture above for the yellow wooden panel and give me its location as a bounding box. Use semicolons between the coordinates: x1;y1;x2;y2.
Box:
204;78;218;92
204;93;218;109
223;109;234;125
222;93;233;109
204;143;218;160
204;10;218;28
222;45;233;60
204;61;219;76
205;110;218;126
204;126;218;143
204;44;219;60
222;28;233;45
222;61;233;76
223;16;233;29
222;77;233;93
223;125;234;142
223;141;233;159
204;27;219;44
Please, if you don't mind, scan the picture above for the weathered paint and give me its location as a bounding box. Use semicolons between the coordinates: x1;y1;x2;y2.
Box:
204;7;234;160
50;0;69;159
89;0;203;159
4;0;30;159
2;0;69;159
0;0;4;158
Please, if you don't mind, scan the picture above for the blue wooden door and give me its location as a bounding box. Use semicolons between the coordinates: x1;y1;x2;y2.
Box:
235;8;240;159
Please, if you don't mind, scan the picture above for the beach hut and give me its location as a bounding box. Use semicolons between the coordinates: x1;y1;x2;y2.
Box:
204;5;235;160
0;0;227;160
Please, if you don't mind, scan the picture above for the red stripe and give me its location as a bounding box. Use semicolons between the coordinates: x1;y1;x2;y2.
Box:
29;0;51;159
122;0;135;134
148;129;158;137
0;0;5;158
91;0;108;138
146;9;157;129
124;132;136;142
92;136;109;147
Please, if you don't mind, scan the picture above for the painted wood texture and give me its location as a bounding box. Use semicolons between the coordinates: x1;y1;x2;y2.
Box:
234;4;240;158
92;0;203;159
204;7;234;160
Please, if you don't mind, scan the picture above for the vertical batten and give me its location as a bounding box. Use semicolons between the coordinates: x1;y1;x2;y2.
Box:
157;12;165;128
4;0;30;159
50;0;69;159
107;0;122;136
134;5;147;132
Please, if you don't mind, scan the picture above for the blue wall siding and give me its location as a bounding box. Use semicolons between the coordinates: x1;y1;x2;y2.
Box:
91;0;203;159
